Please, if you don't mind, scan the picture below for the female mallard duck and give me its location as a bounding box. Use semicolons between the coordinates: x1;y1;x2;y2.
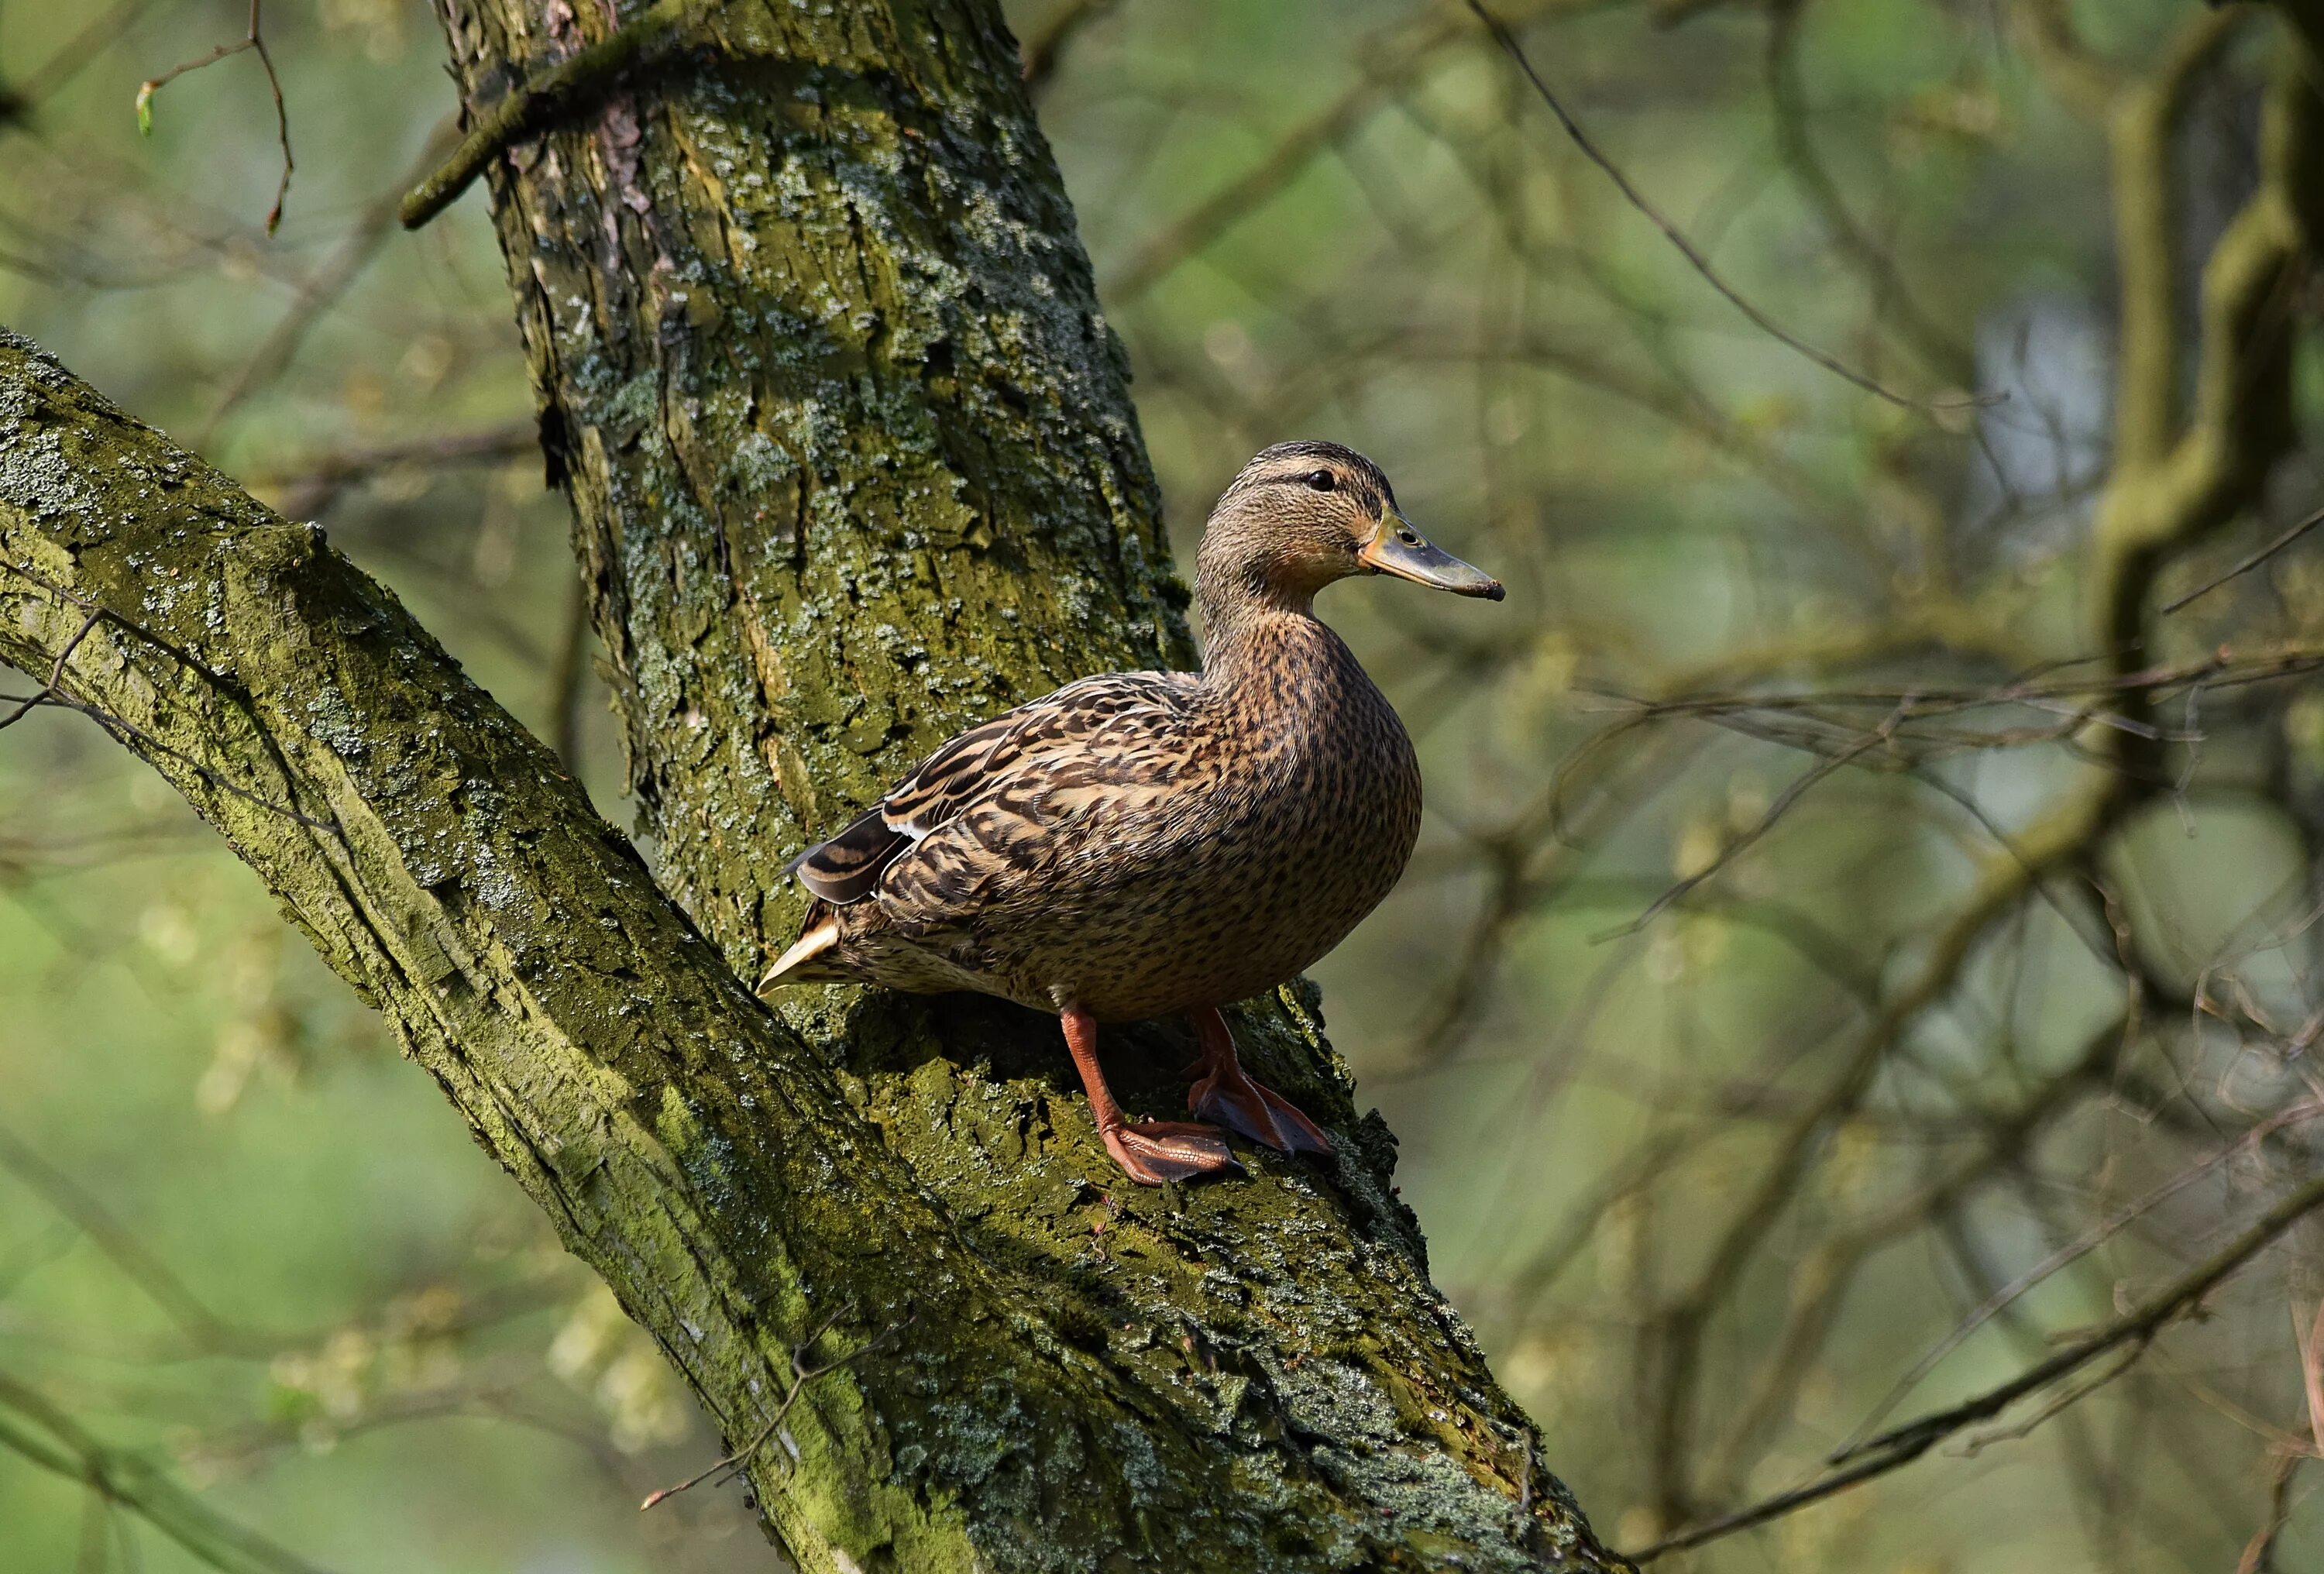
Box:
758;442;1501;1184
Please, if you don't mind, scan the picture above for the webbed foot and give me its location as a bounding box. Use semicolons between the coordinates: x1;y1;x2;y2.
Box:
1060;1003;1244;1186
1188;1066;1335;1156
1185;1005;1335;1157
1102;1119;1243;1186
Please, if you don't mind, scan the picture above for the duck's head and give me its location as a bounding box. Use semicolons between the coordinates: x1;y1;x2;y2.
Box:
1196;441;1503;621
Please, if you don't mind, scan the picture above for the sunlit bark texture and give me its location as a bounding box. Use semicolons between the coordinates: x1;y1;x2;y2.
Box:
0;0;1631;1566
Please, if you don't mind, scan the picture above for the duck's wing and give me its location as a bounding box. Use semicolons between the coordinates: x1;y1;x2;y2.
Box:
792;671;1199;908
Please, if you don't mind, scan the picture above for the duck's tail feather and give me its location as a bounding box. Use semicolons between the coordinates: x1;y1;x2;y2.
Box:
756;907;841;994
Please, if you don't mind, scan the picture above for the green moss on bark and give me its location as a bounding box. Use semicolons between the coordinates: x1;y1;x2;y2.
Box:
424;0;1624;1565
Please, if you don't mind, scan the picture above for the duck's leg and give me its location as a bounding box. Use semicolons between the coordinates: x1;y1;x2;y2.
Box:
1061;1005;1239;1185
1185;1005;1335;1156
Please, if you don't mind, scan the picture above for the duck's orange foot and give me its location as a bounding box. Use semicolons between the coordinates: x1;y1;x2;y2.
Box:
1102;1119;1242;1186
1188;1065;1336;1157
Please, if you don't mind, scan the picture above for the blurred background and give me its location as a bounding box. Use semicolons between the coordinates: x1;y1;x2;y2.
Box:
4;0;2323;1569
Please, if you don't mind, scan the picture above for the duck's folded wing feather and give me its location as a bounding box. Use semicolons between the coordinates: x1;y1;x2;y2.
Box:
786;804;904;904
792;672;1196;907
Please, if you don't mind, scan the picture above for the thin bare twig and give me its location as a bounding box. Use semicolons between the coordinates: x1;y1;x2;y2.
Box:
1597;706;1904;942
250;424;541;520
0;560;337;834
1630;1164;2324;1561
2163;502;2324;614
39;686;339;833
1590;644;2324;770
1467;0;1996;415
0;1123;287;1356
136;0;293;235
1831;1099;2324;1463
202;116;462;438
1101;0;1566;304
2237;1450;2304;1574
639;1312;913;1511
1762;0;1972;383
0;607;102;733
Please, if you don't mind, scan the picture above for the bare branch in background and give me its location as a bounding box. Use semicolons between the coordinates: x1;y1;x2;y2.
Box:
0;1371;337;1574
1762;0;1975;383
1019;0;1121;91
1593;644;2324;768
1;0;153;122
1600;708;1905;940
1834;1099;2324;1462
200;116;462;440
1101;0;1573;304
546;576;593;768
246;425;540;519
0;1124;284;1357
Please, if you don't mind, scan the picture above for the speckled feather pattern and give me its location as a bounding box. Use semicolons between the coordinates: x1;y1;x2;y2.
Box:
773;442;1456;1022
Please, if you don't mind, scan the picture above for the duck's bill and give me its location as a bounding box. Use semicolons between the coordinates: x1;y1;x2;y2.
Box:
1360;516;1505;600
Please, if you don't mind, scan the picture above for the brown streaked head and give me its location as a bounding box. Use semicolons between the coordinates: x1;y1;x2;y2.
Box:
1195;441;1504;620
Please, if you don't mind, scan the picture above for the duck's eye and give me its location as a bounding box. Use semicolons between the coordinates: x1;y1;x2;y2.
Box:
1305;469;1336;492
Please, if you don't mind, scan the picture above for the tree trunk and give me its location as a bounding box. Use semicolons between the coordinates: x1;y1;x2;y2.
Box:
0;0;1628;1565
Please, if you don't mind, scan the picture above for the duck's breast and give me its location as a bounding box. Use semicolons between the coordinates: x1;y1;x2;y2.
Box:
1009;624;1423;1019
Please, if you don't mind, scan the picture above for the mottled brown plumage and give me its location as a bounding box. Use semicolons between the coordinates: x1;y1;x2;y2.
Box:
758;441;1502;1183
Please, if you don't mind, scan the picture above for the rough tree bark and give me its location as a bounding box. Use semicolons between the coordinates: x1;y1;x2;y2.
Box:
0;0;1628;1570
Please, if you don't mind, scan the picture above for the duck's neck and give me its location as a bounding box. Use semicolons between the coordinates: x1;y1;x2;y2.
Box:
1195;571;1341;694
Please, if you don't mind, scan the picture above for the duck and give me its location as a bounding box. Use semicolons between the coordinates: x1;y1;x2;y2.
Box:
757;441;1503;1185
